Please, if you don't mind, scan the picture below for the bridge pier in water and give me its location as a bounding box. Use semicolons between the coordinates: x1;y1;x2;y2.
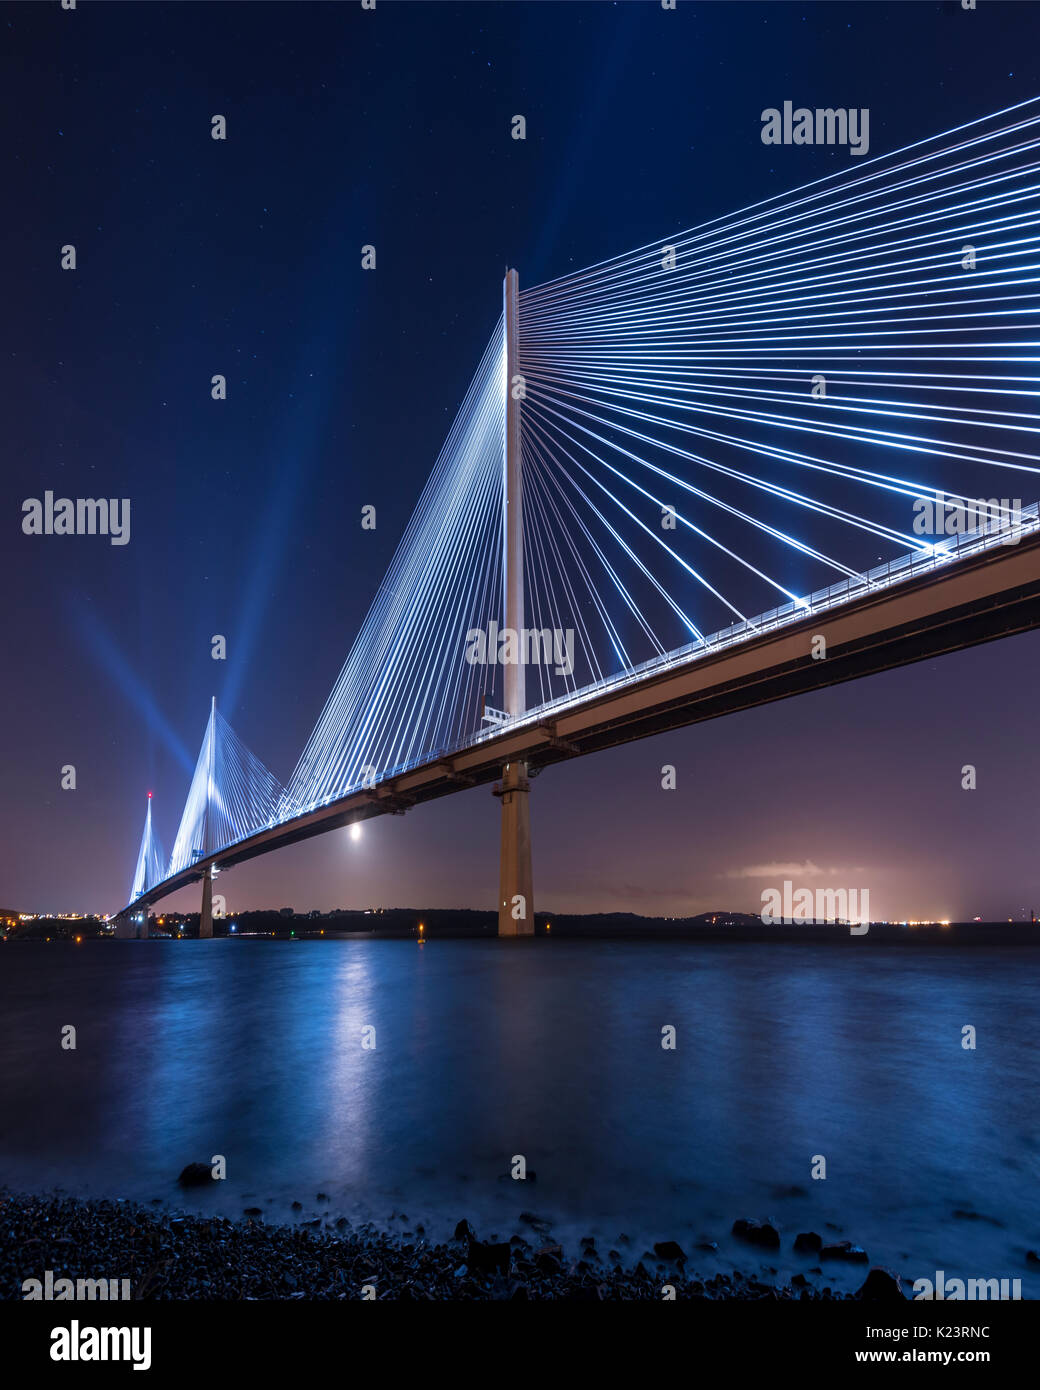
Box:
112;907;147;940
199;867;214;939
497;267;534;936
497;760;533;936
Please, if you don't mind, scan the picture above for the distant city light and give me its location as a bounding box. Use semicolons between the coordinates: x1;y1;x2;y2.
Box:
350;823;362;842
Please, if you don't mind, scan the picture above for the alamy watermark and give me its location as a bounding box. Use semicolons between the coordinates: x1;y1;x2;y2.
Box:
912;1270;1021;1300
465;622;575;677
761;880;870;933
23;1269;132;1300
912;491;1023;545
49;1321;151;1371
22;492;130;546
761;102;869;157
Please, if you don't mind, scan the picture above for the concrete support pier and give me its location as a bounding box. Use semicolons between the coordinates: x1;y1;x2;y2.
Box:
497;759;533;935
199;868;213;939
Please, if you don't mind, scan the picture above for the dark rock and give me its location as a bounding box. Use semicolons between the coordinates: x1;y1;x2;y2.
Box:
176;1163;213;1187
732;1218;781;1250
654;1240;687;1262
316;1192;329;1201
291;1201;303;1211
773;1184;809;1198
1027;1251;1040;1265
567;1283;603;1300
696;1240;719;1253
243;1206;263;1216
453;1219;474;1242
467;1236;511;1275
821;1241;869;1263
791;1272;809;1287
794;1231;822;1253
857;1267;906;1301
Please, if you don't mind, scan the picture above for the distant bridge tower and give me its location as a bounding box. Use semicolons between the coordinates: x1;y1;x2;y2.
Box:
116;791;166;938
495;268;534;937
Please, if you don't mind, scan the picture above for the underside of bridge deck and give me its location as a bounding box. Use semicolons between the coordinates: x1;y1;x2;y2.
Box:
122;529;1040;919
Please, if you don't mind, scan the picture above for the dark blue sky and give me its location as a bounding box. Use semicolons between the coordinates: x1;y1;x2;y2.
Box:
3;0;1039;920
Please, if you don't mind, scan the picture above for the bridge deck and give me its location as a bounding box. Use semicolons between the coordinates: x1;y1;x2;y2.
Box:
127;523;1040;912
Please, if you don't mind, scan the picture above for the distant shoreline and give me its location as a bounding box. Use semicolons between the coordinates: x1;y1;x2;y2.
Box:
6;909;1040;946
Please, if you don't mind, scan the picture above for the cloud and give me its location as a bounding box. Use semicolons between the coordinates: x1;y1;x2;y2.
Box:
724;860;828;880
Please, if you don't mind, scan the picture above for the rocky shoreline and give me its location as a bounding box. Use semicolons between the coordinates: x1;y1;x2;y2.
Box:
0;1191;914;1301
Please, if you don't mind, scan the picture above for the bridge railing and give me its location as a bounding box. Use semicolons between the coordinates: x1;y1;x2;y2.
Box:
455;500;1040;750
290;500;1039;812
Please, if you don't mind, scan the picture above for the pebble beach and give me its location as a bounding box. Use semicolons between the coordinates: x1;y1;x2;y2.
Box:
1;1191;908;1301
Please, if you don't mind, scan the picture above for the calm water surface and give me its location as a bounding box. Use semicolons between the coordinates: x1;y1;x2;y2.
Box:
2;938;1037;1294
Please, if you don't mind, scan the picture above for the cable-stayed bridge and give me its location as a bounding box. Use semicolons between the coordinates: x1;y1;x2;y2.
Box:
117;96;1040;937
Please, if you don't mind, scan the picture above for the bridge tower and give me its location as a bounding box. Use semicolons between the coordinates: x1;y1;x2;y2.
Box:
198;696;217;939
496;268;534;937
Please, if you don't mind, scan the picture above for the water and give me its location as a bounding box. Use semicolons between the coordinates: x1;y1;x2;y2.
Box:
2;937;1038;1294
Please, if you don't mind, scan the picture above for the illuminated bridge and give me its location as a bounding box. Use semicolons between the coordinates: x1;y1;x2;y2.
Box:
118;96;1040;938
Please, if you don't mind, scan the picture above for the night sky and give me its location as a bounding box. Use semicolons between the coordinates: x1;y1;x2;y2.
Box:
3;0;1039;922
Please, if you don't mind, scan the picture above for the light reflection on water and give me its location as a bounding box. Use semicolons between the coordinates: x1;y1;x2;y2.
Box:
1;937;1037;1295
